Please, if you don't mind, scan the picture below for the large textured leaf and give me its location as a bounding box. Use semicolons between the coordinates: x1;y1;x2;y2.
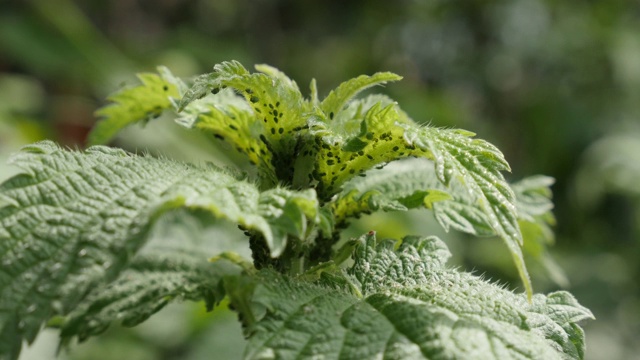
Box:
239;233;593;360
59;207;252;345
88;66;184;145
59;249;242;344
0;141;319;359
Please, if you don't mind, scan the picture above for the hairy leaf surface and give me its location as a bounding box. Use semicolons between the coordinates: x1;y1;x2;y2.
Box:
59;249;242;344
0;141;319;358
240;233;593;360
400;125;531;295
89;67;184;145
333;159;561;290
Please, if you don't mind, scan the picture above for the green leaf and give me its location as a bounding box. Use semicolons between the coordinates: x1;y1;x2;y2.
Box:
59;250;242;344
178;62;306;149
88;66;184;145
238;233;593;360
175;89;278;187
295;84;528;294
332;158;451;225
512;176;569;287
332;161;565;287
295;98;425;197
320;72;402;119
177;61;250;109
512;175;555;222
0;141;319;359
178;61;309;182
400;125;532;296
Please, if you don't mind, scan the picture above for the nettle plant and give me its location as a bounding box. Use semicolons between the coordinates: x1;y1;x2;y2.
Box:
0;61;592;359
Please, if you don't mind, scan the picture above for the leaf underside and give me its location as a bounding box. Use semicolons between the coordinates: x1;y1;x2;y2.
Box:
59;248;242;344
240;233;593;360
0;141;319;358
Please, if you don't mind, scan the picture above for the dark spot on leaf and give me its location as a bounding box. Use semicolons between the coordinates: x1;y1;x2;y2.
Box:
229;124;238;131
213;134;224;141
211;87;220;94
250;96;260;103
163;85;169;91
329;112;334;120
327;159;335;165
271;128;276;135
246;88;253;94
393;146;399;151
278;128;284;134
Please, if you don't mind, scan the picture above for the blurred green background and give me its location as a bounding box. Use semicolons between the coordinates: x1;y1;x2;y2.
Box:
1;0;639;359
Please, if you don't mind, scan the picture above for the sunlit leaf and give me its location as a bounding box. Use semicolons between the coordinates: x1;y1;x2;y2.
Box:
238;233;593;359
320;72;402;120
89;67;184;145
0;141;319;358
